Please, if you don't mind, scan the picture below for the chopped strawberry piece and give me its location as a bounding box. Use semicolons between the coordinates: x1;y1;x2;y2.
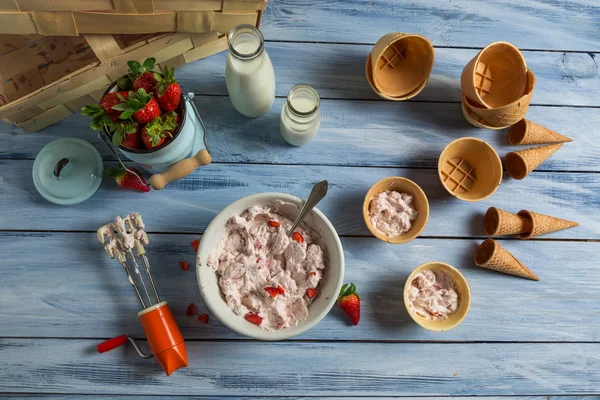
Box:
191;239;200;252
306;288;317;298
186;303;196;316
264;287;279;297
275;322;283;329
291;232;304;243
245;312;263;325
309;271;317;276
268;220;280;227
179;260;189;271
197;313;209;323
277;285;285;294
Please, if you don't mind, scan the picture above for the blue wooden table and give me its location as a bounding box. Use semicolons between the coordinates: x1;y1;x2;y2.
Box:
1;1;600;398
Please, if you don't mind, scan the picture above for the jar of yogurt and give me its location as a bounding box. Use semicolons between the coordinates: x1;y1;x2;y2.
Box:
280;85;321;146
225;24;275;118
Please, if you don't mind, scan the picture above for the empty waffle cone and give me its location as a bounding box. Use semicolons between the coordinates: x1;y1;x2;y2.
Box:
484;207;532;236
517;210;579;239
366;52;428;101
505;143;563;180
438;137;503;201
462;70;536;129
474;238;539;281
508;119;573;145
461;41;528;109
371;32;434;98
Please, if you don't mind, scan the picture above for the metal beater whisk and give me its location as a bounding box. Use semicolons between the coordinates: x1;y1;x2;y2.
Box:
97;212;160;308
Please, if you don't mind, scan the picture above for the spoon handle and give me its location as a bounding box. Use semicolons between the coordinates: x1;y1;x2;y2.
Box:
287;180;329;236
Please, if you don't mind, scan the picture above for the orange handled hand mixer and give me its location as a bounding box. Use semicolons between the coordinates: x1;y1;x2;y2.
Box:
96;213;188;376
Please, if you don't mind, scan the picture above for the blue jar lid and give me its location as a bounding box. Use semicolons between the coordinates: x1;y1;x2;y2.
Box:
33;138;104;205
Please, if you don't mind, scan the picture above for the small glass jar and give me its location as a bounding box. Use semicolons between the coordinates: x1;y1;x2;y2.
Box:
225;24;275;118
280;85;321;146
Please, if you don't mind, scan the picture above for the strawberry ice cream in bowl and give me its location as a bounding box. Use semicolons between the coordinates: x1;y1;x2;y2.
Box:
197;192;345;340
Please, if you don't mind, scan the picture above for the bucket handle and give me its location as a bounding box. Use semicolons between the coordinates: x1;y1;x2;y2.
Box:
149;89;211;190
149;149;212;190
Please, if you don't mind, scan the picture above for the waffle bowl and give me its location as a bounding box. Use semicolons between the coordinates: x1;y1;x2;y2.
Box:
403;261;471;332
461;41;528;109
507;119;573;145
461;96;498;129
369;32;434;99
438;138;503;201
365;52;429;101
362;177;429;244
462;70;536;129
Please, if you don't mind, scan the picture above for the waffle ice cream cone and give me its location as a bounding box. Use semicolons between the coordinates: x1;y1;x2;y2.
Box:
370;32;434;99
505;143;564;180
462;70;536;129
517;210;579;239
508;119;573;145
484;207;532;236
474;238;539;281
461;42;528;109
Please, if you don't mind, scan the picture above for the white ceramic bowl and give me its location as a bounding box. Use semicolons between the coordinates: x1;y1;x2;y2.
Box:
196;192;345;340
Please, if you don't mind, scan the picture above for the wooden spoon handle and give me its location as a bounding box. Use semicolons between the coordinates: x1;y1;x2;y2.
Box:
149;149;211;190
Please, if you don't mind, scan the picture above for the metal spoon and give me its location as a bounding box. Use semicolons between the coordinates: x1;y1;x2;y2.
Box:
287;180;329;236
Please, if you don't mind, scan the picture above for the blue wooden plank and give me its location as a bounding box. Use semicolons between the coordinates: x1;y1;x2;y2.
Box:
0;339;598;396
175;44;600;106
3;98;595;171
0;396;574;399
1;232;598;341
260;0;600;51
0;161;594;239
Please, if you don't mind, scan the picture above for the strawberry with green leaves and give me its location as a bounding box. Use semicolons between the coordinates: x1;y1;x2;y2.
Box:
127;58;157;93
338;283;360;326
107;166;150;192
81;104;112;131
112;88;161;124
141;110;179;149
155;65;181;112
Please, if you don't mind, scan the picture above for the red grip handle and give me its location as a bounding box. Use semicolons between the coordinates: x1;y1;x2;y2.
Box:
97;334;128;353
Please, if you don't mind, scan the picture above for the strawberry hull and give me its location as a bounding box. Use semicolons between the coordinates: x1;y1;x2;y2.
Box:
100;78;209;174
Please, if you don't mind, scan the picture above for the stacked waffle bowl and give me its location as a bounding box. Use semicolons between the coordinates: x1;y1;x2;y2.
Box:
365;33;434;100
461;42;536;129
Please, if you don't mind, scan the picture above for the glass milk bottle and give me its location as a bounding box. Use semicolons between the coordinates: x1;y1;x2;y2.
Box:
225;24;275;118
280;85;321;146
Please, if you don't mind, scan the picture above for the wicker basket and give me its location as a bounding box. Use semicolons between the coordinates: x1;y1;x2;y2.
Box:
0;0;266;132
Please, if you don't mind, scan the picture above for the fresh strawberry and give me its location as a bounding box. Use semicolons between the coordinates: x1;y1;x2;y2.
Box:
134;71;158;93
306;288;317;298
191;239;200;252
140;110;179;149
186;303;196;316
291;232;304;243
120;124;142;149
264;287;279;297
155;65;181;112
127;57;155;81
337;283;360;326
107;166;150;192
198;313;209;323
99;91;130;122
112;88;161;124
245;312;263;325
268;220;280;227
277;285;285;294
180;261;189;271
